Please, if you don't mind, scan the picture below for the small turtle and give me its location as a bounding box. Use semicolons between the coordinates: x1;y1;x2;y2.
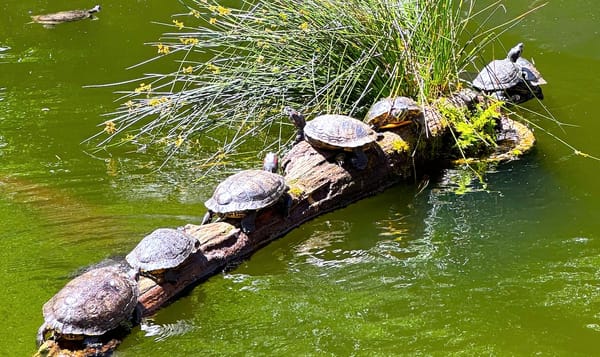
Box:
284;107;380;170
473;43;526;103
364;96;423;130
201;153;290;233
31;5;101;28
126;228;199;283
37;264;139;347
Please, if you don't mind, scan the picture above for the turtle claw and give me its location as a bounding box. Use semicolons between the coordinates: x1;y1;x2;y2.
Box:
351;148;368;170
201;211;213;225
240;211;257;234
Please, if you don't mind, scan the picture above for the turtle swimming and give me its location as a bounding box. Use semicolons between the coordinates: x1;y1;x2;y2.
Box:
31;5;101;28
126;228;200;283
202;153;290;234
364;96;423;130
285;107;380;170
37;264;139;348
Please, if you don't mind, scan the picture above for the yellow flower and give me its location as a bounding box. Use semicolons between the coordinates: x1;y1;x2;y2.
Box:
134;83;152;93
208;5;217;12
182;66;193;74
173;19;184;30
104;121;117;134
272;66;280;73
299;22;309;31
209;17;217;25
189;9;201;18
256;55;264;63
175;135;184;147
179;37;199;45
206;63;220;74
217;5;231;16
278;12;288;21
157;43;170;54
124;100;134;108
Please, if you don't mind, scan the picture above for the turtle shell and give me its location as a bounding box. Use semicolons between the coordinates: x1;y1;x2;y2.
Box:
31;5;100;25
304;114;378;150
205;170;288;214
41;265;138;337
126;228;198;272
364;97;422;129
472;59;522;91
516;57;547;86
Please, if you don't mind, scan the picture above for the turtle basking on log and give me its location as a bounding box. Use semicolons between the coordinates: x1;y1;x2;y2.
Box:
202;153;291;234
31;5;101;28
37;264;139;349
364;96;423;130
284;107;381;170
472;42;545;104
126;228;200;284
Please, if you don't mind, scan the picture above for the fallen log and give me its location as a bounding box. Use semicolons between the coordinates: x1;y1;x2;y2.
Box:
35;91;536;356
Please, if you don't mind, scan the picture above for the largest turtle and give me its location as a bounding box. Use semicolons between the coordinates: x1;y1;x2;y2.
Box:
284;107;380;170
201;153;290;233
37;264;139;347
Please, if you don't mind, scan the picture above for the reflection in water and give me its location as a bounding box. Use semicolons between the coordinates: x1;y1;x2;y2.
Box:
140;318;197;342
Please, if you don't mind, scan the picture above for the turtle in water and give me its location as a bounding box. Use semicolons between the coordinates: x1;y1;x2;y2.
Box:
284;107;380;170
31;5;101;28
364;96;423;130
201;153;290;233
126;228;200;283
472;42;535;103
37;264;139;348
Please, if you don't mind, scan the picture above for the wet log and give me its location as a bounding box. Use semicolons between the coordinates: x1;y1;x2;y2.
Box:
36;91;536;356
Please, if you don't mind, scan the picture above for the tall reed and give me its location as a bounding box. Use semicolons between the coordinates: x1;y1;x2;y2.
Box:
90;0;537;171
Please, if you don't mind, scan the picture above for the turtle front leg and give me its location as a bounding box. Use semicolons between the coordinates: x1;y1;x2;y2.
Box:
334;152;346;167
201;211;213;225
350;148;368;170
282;194;292;218
492;90;521;104
240;211;257;234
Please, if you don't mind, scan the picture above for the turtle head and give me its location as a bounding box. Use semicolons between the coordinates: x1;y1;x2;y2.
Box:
89;5;101;14
263;152;279;173
283;106;306;130
507;42;523;62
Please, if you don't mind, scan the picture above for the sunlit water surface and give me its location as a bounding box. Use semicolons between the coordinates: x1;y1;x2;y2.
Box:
0;1;599;356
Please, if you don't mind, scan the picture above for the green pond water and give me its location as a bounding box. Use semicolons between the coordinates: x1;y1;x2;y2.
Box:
1;1;599;356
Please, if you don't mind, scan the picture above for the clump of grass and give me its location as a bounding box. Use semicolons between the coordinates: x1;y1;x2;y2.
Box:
88;0;539;172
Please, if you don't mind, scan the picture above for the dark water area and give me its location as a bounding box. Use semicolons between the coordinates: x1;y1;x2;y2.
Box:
0;1;599;356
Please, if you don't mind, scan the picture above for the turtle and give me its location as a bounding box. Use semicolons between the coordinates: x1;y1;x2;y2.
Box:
201;153;290;233
31;5;101;28
37;264;139;348
126;228;200;283
364;96;423;130
472;42;526;103
284;107;380;170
